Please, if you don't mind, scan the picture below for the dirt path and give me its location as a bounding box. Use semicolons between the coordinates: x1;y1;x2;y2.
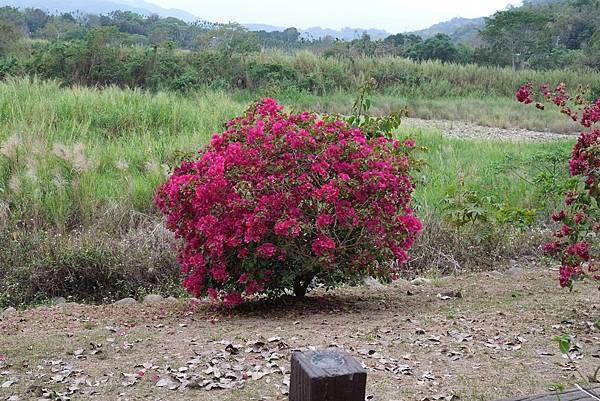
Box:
404;118;578;141
1;268;599;401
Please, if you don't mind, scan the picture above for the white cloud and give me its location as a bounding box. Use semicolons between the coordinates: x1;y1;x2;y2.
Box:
145;0;522;32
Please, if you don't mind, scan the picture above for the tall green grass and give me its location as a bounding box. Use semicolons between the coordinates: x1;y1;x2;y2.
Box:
0;78;244;228
0;77;575;231
276;91;580;133
407;126;574;211
246;51;600;98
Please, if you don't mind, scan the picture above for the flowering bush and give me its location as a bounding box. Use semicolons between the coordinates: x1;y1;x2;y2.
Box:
155;99;421;306
517;83;600;289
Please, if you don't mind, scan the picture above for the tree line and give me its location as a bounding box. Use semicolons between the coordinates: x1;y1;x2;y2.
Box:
0;0;598;93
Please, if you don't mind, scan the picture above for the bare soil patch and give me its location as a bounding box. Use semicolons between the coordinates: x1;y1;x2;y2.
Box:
1;268;599;401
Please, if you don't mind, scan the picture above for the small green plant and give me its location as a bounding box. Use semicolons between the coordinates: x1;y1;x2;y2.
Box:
442;186;535;243
552;322;600;384
550;382;566;401
344;78;408;140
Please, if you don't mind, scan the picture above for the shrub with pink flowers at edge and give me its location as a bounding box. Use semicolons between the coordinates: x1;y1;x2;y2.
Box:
517;82;600;291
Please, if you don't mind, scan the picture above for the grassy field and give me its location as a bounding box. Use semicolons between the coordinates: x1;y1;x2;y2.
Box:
278;92;581;133
9;43;600;98
0;77;576;307
0;78;575;230
410;128;572;211
0;78;241;227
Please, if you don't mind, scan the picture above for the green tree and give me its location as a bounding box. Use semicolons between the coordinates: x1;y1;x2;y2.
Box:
407;34;464;63
23;8;48;34
480;9;555;69
585;29;600;68
39;15;83;40
0;7;24;54
0;20;23;54
108;11;146;36
147;17;187;45
194;24;259;55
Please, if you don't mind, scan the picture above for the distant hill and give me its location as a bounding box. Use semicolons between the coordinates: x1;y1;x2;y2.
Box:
243;23;285;33
0;0;201;21
244;24;390;41
409;16;485;43
300;27;390;41
523;0;565;4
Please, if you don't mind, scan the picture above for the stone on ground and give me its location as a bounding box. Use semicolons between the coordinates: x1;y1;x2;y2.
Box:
363;277;385;288
51;297;66;306
143;294;164;303
410;277;432;286
114;297;137;306
507;266;524;275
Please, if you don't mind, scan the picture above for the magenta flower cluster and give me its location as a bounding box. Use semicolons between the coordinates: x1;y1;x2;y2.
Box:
518;83;600;289
155;99;422;306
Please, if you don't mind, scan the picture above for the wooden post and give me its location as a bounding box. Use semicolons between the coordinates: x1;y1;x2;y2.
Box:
289;348;367;401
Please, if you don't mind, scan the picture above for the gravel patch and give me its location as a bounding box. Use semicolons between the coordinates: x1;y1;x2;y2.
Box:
404;118;578;141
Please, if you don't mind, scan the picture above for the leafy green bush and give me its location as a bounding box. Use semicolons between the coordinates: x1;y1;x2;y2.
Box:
442;186;536;243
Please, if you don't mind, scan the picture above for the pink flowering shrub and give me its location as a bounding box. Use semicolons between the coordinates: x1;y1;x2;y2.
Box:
517;83;600;289
155;99;421;306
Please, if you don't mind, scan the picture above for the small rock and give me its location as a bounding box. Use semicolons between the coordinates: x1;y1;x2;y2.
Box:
51;297;66;306
391;278;410;287
25;384;43;396
363;277;385;288
4;307;16;314
411;277;432;286
114;297;137;306
155;377;174;387
440;290;462;299
507;266;524;275
166;296;177;302
1;379;15;388
143;294;164;303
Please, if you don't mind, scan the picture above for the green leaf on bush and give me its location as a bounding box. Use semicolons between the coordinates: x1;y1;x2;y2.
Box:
595;319;600;331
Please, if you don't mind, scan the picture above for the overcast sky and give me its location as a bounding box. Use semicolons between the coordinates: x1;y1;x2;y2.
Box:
145;0;522;32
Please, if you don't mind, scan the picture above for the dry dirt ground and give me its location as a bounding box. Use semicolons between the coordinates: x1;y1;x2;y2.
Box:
1;268;599;401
